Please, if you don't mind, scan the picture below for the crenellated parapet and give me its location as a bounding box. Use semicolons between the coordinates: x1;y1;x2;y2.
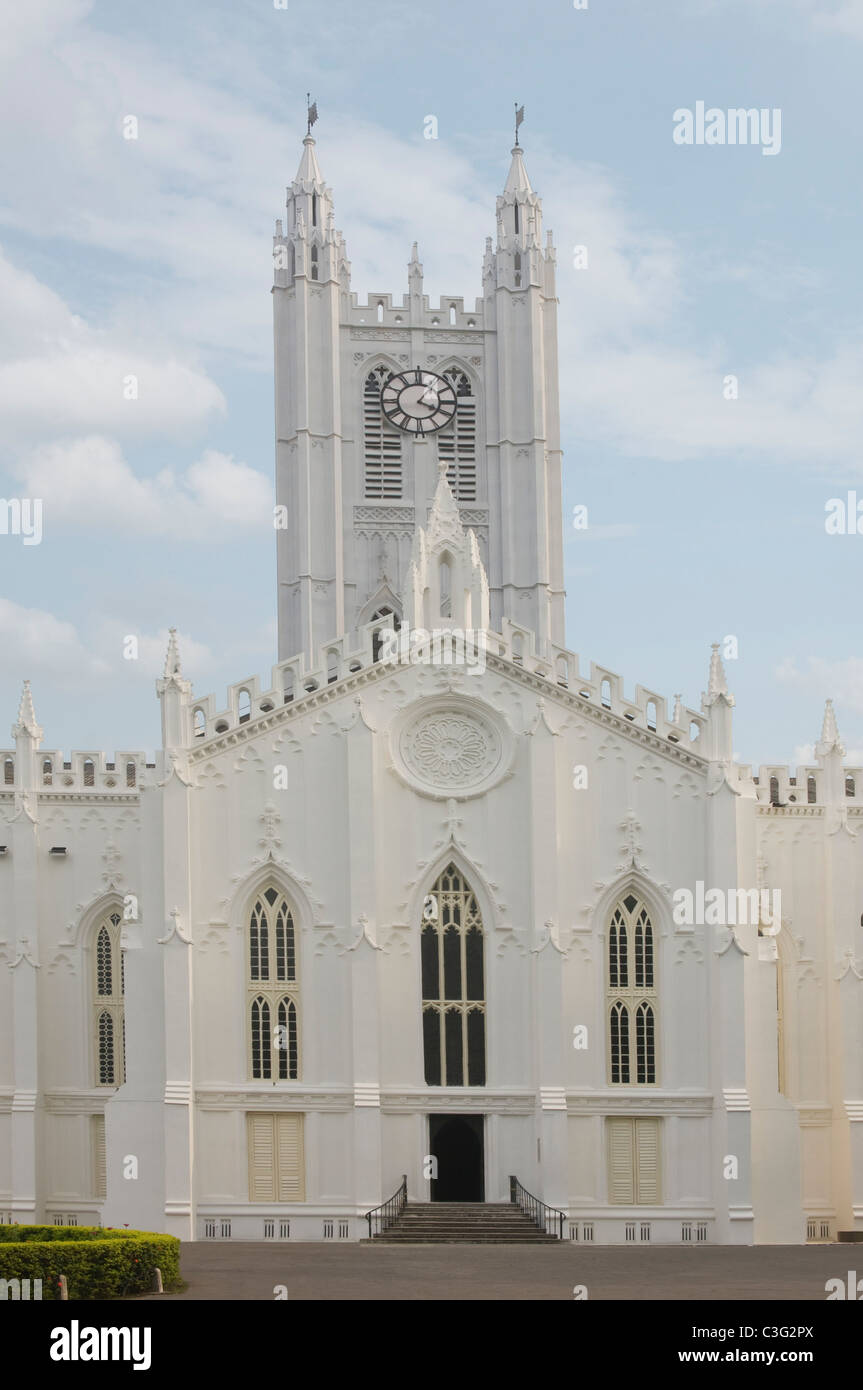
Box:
0;749;150;794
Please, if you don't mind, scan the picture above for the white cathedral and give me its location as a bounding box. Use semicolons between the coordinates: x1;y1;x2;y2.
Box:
2;130;862;1248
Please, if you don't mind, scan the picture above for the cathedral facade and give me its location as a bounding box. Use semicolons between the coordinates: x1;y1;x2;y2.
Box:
2;134;862;1246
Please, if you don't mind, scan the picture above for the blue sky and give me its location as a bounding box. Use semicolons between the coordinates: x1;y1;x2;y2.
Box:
1;0;862;769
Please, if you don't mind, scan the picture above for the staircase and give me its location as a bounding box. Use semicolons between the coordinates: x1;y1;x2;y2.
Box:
363;1202;562;1244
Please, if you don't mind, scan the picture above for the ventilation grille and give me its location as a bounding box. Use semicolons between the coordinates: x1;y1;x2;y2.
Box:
438;394;477;501
807;1217;831;1241
364;370;402;499
569;1222;594;1242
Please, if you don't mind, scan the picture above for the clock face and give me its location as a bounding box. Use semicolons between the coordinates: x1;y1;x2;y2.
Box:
381;369;457;436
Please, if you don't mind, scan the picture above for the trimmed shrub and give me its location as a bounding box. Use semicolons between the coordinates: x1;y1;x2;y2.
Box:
0;1226;180;1299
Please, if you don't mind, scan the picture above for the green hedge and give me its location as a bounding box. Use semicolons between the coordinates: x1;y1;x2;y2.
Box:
0;1226;180;1299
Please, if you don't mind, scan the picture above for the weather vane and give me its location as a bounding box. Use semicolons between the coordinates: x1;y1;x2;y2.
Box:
306;93;318;135
514;102;524;146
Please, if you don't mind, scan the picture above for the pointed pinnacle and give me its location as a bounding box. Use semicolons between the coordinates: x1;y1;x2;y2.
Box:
708;643;728;698
504;144;533;195
295;134;323;185
163;627;182;678
14;679;41;739
817;697;844;757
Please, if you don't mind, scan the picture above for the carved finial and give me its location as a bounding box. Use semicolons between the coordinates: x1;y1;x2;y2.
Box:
14;680;41;739
163;627;182;678
707;643;728;698
672;693;683;725
816;698;845;758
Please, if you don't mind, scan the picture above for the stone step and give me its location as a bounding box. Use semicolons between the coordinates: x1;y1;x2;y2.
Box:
366;1200;563;1244
364;1235;561;1245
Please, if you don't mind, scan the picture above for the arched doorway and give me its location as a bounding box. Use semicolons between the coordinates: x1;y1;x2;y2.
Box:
428;1114;484;1201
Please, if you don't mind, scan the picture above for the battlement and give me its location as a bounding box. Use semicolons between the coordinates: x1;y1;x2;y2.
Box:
0;750;151;793
750;765;863;806
346;292;484;330
184;614;709;758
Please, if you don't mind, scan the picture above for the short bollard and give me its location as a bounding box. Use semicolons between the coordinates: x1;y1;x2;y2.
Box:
58;1275;68;1301
153;1267;164;1294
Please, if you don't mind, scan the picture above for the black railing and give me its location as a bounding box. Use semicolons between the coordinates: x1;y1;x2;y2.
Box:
365;1175;407;1239
510;1175;567;1240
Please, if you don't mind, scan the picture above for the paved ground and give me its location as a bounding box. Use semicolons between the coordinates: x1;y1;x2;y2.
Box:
140;1241;856;1300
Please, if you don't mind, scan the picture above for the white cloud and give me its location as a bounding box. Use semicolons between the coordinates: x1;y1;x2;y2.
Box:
776;656;863;717
0;250;225;445
15;436;272;539
0;597;110;683
0;1;861;478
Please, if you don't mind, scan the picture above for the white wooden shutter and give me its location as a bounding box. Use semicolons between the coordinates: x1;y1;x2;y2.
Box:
635;1118;660;1204
608;1118;635;1204
276;1114;305;1202
248;1114;277;1202
92;1115;106;1200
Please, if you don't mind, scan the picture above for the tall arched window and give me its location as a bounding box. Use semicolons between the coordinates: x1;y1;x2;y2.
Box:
421;864;485;1086
363;366;402;499
247;887;299;1081
94;911;125;1086
607;895;657;1085
437;369;477;501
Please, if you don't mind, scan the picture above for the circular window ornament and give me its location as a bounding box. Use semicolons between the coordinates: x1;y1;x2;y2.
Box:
391;697;512;799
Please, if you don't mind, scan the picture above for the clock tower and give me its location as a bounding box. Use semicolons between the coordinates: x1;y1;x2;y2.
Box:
272;131;565;663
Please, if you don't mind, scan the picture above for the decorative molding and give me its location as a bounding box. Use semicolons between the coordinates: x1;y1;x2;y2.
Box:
540;1086;567;1111
353;1084;380;1108
8;939;39;970
158;907;193;947
797;1106;832;1127
723;1087;750;1113
43;1091;107;1115
390;695;513;800
835;950;863;982
165;1083;192;1105
354;505;415;526
342;914;383;953
566;1093;714;1116
196;1088;353;1112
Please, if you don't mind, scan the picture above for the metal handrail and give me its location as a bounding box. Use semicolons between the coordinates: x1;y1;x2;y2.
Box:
510;1175;568;1239
364;1174;407;1239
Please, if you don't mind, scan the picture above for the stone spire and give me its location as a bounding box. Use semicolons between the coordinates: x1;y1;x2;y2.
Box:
504;144;534;196
12;680;42;741
273;132;346;295
706;643;729;700
495;141;542;255
408;241;425;321
701;643;734;763
157;628;192;749
163;627;182;679
295;133;323;185
816;698;844;758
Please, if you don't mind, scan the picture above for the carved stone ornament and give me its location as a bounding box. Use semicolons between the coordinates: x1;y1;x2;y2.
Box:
390;696;513;800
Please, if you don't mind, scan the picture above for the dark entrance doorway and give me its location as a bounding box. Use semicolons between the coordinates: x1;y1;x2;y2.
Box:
428;1114;484;1201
